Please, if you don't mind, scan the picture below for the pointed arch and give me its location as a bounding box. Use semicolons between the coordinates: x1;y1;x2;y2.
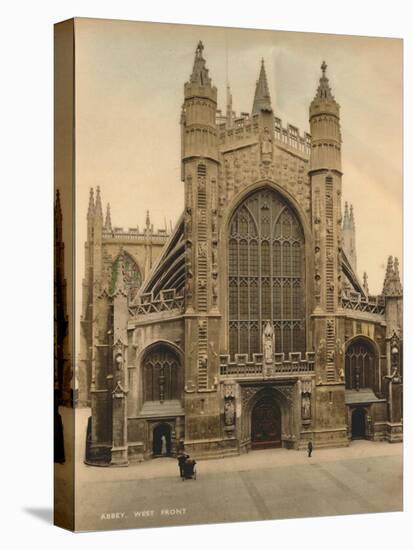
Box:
110;251;142;298
141;342;183;403
227;187;305;357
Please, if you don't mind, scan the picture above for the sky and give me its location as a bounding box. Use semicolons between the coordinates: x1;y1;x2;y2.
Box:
74;17;403;297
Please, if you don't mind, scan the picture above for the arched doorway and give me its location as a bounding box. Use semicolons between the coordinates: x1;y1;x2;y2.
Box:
152;423;172;456
251;396;281;449
351;408;366;439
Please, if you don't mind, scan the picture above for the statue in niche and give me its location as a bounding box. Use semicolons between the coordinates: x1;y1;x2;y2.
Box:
262;321;274;364
224;399;235;427
302;394;311;420
261;127;273;156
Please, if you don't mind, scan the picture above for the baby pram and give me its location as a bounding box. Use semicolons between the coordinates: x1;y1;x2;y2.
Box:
182;458;197;480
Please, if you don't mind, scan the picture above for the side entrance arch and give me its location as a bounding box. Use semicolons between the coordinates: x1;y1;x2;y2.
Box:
152;423;172;456
251;395;282;449
351;408;367;439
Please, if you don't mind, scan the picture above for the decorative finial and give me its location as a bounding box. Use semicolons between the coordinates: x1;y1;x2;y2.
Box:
363;272;369;295
87;187;94;216
105;203;112;232
189;41;211;86
311;60;335;104
94;186;103;219
196;41;204;56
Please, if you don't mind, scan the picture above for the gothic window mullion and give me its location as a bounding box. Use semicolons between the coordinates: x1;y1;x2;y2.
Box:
258;216;263;345
290;237;294;352
269;203;274;334
280;236;284;352
228;188;305;357
247;234;251;356
237;236;241;353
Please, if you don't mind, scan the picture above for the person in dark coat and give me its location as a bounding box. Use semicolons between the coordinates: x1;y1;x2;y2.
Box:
307;441;313;458
177;452;189;478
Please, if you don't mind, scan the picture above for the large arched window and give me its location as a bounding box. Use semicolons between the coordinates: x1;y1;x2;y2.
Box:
110;252;141;300
143;345;182;403
228;188;305;356
345;338;376;390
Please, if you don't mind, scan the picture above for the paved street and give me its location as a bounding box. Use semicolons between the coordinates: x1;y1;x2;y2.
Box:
57;408;403;532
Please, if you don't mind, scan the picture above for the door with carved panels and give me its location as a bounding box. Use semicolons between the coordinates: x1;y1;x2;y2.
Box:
251;396;281;449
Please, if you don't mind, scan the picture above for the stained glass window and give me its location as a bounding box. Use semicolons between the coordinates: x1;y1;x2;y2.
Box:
110;252;141;299
228;188;305;356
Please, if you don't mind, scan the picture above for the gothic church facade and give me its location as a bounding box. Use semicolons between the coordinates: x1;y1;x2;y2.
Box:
81;42;403;466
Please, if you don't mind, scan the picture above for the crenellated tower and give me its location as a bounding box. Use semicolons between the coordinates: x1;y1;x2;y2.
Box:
309;62;347;447
181;41;222;454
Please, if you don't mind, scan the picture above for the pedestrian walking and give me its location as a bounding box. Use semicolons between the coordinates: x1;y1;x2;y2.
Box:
307;441;313;458
177;452;189;478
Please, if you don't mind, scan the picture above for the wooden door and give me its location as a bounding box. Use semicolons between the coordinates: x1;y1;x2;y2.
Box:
251;398;281;449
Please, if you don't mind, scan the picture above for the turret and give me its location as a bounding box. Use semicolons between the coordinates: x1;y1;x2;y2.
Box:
181;42;221;452
310;62;343;316
309;61;346;434
382;255;403;430
181;40;218;178
309;61;342;174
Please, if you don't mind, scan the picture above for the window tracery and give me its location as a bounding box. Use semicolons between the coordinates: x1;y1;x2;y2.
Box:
143;345;181;403
228;188;305;356
345;339;375;390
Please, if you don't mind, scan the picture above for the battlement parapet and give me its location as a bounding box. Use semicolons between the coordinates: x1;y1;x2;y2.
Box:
103;227;170;243
217;112;311;157
219;351;315;379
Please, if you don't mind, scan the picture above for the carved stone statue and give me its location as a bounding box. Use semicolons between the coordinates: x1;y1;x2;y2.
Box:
262;321;274;364
302;394;311;420
224;399;235;426
261;126;273;156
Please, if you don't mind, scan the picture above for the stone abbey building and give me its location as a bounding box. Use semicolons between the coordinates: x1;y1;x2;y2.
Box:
80;42;403;466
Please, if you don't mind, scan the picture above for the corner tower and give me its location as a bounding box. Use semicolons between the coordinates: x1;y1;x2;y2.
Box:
309;62;347;448
180;42;222;456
